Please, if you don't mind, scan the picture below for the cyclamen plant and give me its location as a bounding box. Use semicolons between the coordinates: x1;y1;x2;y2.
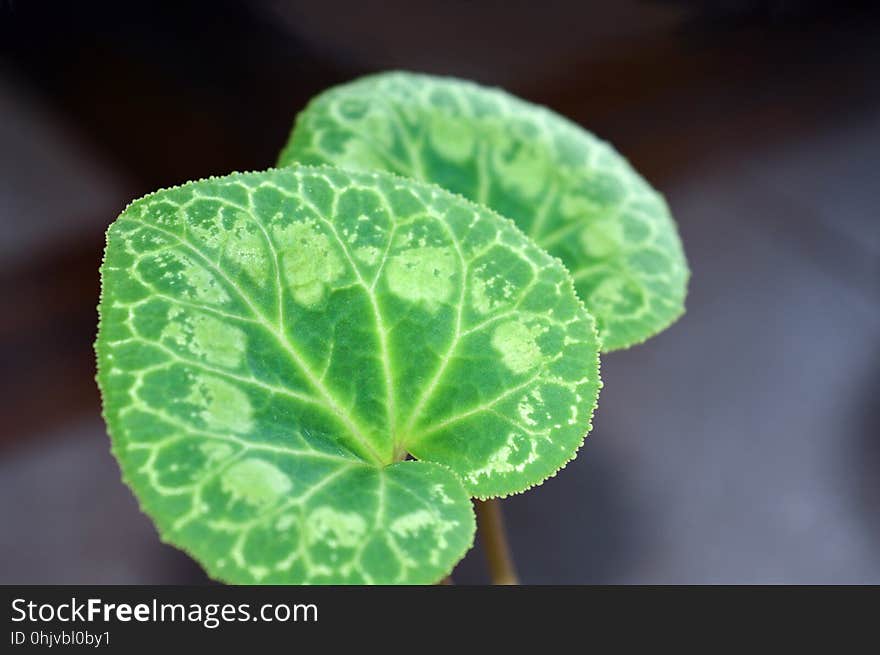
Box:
96;72;688;584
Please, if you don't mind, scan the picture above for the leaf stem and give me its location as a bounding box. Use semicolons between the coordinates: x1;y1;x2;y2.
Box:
474;498;519;585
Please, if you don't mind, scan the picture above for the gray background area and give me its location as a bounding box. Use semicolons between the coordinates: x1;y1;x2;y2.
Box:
1;1;878;584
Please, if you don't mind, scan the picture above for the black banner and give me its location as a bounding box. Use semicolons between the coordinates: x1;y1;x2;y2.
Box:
1;586;867;650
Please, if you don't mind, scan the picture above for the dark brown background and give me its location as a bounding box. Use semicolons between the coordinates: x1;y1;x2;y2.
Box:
1;0;878;583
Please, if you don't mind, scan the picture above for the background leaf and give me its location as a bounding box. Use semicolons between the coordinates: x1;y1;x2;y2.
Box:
279;72;689;351
96;166;599;583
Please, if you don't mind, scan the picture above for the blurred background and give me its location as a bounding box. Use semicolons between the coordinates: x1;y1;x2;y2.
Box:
1;0;878;584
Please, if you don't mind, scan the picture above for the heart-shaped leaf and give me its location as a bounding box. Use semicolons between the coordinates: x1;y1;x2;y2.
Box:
96;166;600;583
278;72;689;351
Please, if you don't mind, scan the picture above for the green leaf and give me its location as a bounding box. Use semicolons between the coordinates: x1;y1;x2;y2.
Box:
278;71;689;351
96;165;600;583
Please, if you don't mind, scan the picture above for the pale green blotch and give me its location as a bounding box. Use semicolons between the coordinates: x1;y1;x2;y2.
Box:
390;509;437;537
160;308;188;347
559;192;599;221
332;97;396;149
517;388;544;428
471;276;494;314
192;314;244;368
161;251;230;306
186;210;225;251
224;214;271;284
491;320;546;374
354;245;381;265
429;113;475;162
491;143;549;199
275;513;297;532
471;267;516;315
306;506;367;549
273;220;344;307
339;138;388;172
200;441;235;463
589;276;632;315
465;432;539;486
390;509;456;566
579;216;624;259
187;374;253;433
431;483;455;506
221;458;292;507
386;246;456;309
162;306;245;368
